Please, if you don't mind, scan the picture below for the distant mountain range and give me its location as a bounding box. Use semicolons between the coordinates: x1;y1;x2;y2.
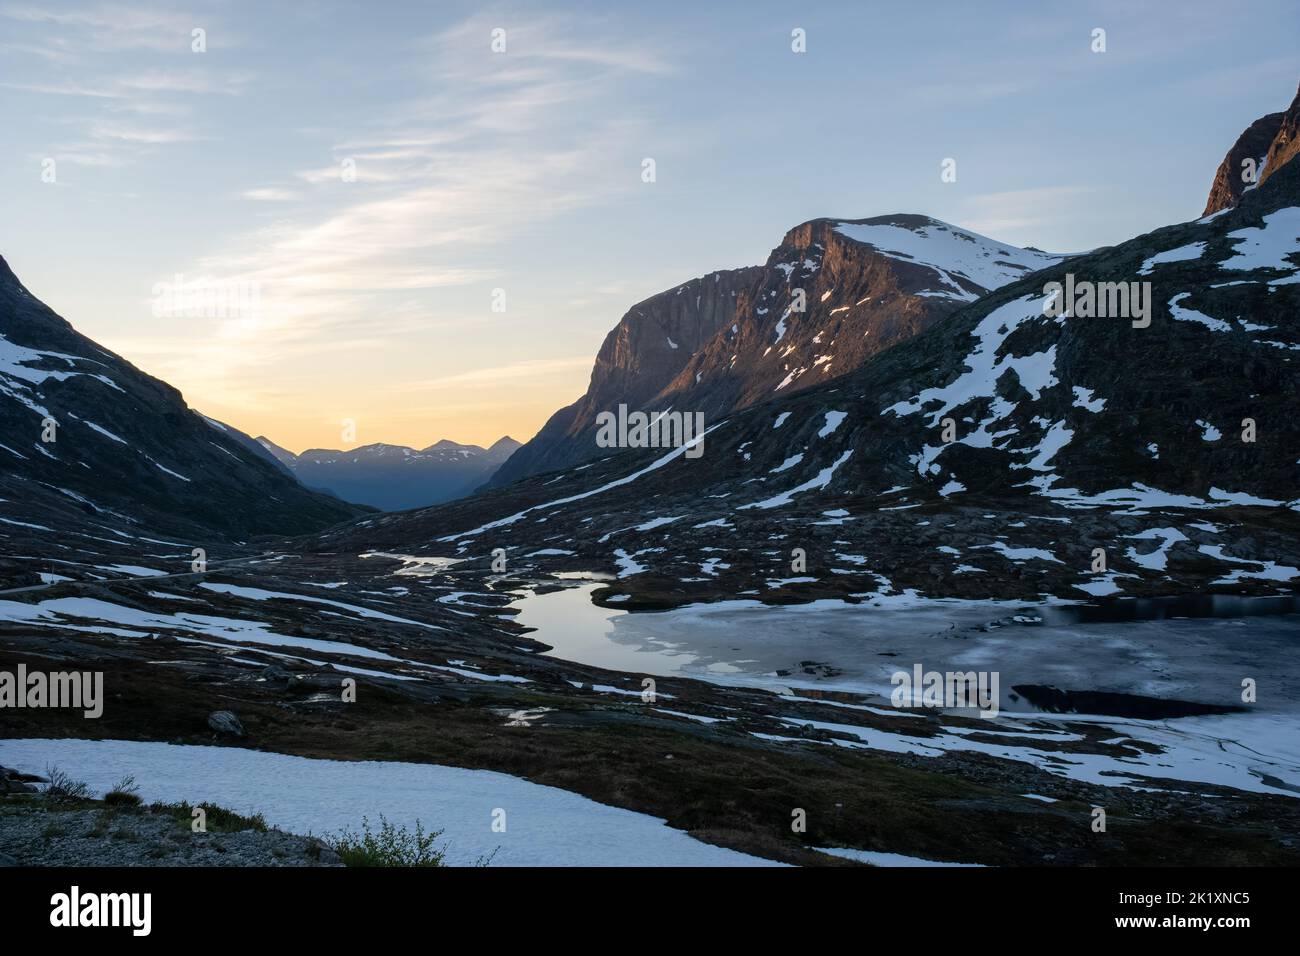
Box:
490;215;1068;486
257;436;521;511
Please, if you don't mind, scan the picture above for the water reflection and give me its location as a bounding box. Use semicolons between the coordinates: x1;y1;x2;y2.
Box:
510;584;1300;713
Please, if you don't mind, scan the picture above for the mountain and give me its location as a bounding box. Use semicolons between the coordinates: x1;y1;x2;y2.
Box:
1204;82;1300;216
0;255;363;546
643;216;1065;420
490;217;1065;485
259;435;521;510
325;134;1300;607
201;415;297;476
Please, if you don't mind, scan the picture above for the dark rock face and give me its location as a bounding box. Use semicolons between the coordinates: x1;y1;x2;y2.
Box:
489;267;761;485
260;436;521;511
1204;112;1286;216
1203;81;1300;216
492;217;1063;486
650;216;1063;422
1011;685;1244;719
0;256;363;540
0;766;40;794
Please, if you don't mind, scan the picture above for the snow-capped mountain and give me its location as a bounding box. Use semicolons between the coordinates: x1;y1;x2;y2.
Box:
0;256;362;544
259;435;521;510
649;215;1066;418
490;216;1066;485
328;134;1300;607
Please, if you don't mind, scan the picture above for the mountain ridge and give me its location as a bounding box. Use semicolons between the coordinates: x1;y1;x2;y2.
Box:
489;215;1068;487
258;434;521;511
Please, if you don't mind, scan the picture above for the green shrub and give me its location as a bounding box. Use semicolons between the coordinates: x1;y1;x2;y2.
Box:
43;765;91;800
331;815;447;867
150;800;268;833
104;774;142;807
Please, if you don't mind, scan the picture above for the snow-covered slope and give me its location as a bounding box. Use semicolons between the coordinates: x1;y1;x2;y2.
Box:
832;217;1066;302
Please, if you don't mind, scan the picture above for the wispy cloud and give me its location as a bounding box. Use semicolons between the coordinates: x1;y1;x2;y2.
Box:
241;187;301;202
1;79;123;97
393;357;594;392
156;11;673;411
117;68;250;95
2;2;245;165
960;185;1100;240
0;3;208;54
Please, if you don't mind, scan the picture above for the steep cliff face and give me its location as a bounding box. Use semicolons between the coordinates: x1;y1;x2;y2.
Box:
1259;82;1300;193
1203;82;1300;216
1204;112;1286;217
650;215;1063;421
488;266;761;485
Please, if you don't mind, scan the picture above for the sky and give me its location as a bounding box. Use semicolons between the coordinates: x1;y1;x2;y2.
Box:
2;1;1297;453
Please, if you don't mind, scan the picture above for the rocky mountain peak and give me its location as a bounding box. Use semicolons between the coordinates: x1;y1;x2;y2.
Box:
1259;81;1300;193
1203;81;1300;216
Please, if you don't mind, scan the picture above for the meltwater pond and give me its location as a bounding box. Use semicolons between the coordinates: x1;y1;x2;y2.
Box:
512;584;1300;716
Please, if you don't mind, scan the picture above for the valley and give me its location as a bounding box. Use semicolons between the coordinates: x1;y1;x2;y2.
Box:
3;79;1299;869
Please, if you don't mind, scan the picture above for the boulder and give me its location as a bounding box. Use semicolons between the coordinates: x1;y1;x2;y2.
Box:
207;710;246;737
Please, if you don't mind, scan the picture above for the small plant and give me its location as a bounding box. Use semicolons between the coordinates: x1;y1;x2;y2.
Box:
104;774;142;807
43;765;91;800
331;815;447;867
151;800;267;833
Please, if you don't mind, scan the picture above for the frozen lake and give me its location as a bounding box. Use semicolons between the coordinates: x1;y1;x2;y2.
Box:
513;584;1300;714
512;584;1300;798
